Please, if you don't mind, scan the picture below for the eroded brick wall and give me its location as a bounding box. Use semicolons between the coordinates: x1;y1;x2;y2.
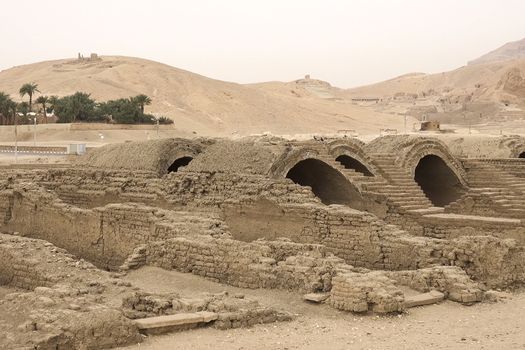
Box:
0;241;54;289
0;188;226;269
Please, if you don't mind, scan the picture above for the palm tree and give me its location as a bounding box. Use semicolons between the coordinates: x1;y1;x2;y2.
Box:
18;102;30;117
19;82;40;111
133;94;152;115
36;95;49;123
8;100;18;125
0;92;9;125
48;95;59;114
0;93;18;125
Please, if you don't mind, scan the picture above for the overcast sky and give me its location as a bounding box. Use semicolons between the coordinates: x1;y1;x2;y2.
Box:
1;0;524;88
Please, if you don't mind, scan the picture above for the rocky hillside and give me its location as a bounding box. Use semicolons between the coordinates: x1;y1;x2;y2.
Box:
345;56;525;125
469;38;525;65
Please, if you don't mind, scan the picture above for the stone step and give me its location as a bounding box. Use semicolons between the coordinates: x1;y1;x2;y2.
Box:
134;312;218;335
493;197;525;202
354;177;382;183
375;188;422;193
373;161;396;166
495;199;525;204
387;196;429;203
374;190;426;197
470;179;521;183
499;205;525;210
405;291;445;308
408;207;445;214
423;212;521;224
469;182;523;187
388;195;429;201
388;177;415;182
399;204;431;210
389;183;421;188
303;293;330;303
470;188;519;194
393;201;432;207
375;193;427;200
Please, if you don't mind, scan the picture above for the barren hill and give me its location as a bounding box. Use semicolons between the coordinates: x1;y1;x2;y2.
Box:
0;56;408;136
345;58;525;124
347;59;525;100
469;38;525;65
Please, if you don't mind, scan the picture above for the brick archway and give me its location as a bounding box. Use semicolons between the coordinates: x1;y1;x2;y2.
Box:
414;154;465;207
168;156;193;173
286;158;358;205
335;155;374;176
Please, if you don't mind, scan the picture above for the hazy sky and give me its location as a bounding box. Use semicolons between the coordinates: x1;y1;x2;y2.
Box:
1;0;524;88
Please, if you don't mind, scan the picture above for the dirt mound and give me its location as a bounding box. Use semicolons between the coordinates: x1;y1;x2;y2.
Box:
77;138;210;174
184;137;286;175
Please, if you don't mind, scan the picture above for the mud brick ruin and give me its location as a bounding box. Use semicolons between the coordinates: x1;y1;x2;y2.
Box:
1;134;524;349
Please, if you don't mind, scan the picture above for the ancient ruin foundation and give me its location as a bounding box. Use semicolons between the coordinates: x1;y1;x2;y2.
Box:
1;134;524;349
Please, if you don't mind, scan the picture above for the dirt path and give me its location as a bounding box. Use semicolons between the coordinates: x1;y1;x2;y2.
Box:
116;267;525;350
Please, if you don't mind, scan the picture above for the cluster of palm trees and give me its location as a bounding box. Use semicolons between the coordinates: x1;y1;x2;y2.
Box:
0;82;157;125
0;82;56;125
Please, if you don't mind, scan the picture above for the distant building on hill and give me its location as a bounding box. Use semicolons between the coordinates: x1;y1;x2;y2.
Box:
351;97;381;103
77;53;100;61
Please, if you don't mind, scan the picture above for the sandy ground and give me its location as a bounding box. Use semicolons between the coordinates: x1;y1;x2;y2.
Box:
0;153;70;165
115;267;525;350
0;286;16;299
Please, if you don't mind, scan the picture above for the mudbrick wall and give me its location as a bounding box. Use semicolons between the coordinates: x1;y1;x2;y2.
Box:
0;167;320;209
224;200;525;287
329;266;484;313
1;183;524;289
225;200;436;270
142;235;487;314
0;234;142;350
0;234;294;349
383;209;525;241
0;240;55;289
0;185;227;269
144;236;340;292
3;166;521;244
419;214;524;243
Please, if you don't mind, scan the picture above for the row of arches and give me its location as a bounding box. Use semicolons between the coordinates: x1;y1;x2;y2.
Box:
170;146;524;208
171;150;519;208
168;151;469;208
286;153;465;208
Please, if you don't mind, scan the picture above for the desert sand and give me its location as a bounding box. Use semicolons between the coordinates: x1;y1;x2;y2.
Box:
115;267;525;350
